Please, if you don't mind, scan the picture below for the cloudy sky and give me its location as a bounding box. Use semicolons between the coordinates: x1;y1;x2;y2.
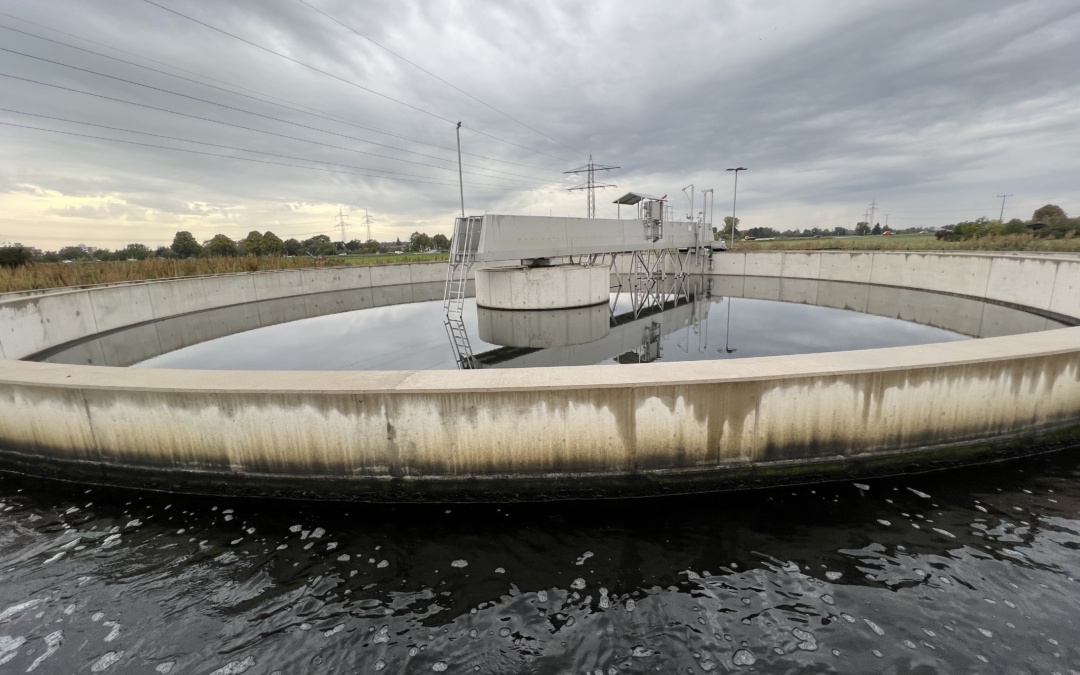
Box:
1;0;1078;250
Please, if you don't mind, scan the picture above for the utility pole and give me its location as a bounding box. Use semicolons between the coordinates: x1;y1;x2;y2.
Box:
565;154;619;218
867;198;878;229
726;167;747;248
885;213;890;230
335;206;349;246
456;122;465;217
997;194;1013;222
362;209;374;241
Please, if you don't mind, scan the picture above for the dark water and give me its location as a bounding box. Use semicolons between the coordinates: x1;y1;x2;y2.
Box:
2;449;1078;673
136;295;968;371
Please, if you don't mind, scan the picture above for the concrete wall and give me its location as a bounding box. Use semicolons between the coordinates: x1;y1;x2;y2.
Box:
475;264;609;310
2;252;1079;500
0;262;447;361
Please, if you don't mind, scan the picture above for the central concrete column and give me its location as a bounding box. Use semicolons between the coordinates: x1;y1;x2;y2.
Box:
475;264;608;310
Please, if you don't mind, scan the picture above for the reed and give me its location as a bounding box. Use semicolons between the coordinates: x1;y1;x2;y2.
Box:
0;253;448;294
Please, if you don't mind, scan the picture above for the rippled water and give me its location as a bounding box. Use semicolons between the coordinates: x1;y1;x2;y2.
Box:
2;450;1078;673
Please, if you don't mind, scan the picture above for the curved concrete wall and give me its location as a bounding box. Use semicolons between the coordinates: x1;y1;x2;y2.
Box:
475;264;609;310
1;253;1079;500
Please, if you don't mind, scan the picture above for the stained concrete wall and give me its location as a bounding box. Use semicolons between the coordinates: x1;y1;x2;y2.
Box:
0;262;447;361
1;252;1079;499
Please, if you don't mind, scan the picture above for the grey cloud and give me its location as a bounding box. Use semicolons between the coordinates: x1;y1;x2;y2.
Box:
1;0;1078;248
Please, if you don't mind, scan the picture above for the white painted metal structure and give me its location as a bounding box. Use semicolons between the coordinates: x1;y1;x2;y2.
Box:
467;214;709;263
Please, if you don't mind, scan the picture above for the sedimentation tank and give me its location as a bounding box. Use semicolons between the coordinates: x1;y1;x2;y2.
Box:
1;250;1078;500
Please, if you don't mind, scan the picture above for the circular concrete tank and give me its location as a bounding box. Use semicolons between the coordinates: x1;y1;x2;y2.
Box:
474;264;608;310
1;253;1079;501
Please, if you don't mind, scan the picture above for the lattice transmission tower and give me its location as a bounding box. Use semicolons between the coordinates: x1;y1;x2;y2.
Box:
565;154;619;218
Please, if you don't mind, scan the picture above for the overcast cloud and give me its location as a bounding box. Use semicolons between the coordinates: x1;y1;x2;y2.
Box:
1;0;1078;249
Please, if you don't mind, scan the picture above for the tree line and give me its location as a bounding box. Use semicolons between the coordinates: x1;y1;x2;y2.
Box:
1;229;451;268
935;204;1077;241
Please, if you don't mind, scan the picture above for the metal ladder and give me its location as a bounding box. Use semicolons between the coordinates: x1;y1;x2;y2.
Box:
443;216;483;369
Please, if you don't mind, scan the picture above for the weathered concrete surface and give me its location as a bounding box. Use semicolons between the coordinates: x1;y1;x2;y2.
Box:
1;252;1079;500
0;263;448;361
475;264;609;310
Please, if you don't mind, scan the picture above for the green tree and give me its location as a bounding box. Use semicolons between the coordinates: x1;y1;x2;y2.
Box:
1032;204;1067;224
361;239;382;254
155;246;177;259
854;222;871;235
301;234;336;256
205;234;239;257
344;239;363;253
262;231;285;255
92;248;113;261
171;230;202;258
58;246;90;260
1003;218;1027;234
242;230;265;256
432;233;450;251
284;238;302;256
0;246;32;268
117;243;152;260
871;223;882;235
408;231;433;252
833;226;849;236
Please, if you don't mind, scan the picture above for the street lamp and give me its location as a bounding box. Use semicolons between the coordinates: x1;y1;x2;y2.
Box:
726;167;747;248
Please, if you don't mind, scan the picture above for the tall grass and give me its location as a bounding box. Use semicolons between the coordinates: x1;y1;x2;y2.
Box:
0;253;448;294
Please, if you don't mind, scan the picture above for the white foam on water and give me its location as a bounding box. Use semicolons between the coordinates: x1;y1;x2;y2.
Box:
825;571;843;581
207;655;255;675
863;619;885;636
42;552;65;565
907;488;931;499
324;623;344;637
376;560;389;569
311;528;325;539
26;630;62;672
91;650;124;672
155;661;175;673
574;551;594;565
932;528;956;538
288;525;301;533
877;520;891;527
0;636;27;667
432;662;447;671
103;620;120;642
792;627;817;651
0;598;43;622
450;559;468;568
732;649;755;666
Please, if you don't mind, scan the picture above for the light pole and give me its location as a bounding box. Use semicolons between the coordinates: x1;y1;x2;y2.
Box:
726;167;747;248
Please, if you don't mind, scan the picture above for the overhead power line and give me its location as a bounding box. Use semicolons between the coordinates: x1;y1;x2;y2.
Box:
0;121;541;191
0;48;550;184
0;72;549;186
296;0;575;153
0;108;544;189
0;21;558;173
139;0;569;163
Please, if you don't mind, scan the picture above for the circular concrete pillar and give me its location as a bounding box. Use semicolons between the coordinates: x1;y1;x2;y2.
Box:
475;264;608;310
477;304;610;348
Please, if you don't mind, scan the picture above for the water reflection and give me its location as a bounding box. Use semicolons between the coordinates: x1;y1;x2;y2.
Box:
34;276;1065;371
0;449;1077;672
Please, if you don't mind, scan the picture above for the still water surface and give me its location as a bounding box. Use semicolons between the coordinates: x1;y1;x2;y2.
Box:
136;294;968;371
1;451;1078;673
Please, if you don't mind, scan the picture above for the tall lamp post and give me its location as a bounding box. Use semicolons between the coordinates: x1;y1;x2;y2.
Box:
726;167;747;248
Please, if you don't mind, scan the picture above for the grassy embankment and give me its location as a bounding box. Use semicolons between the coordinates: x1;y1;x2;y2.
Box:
0;252;449;294
734;232;1080;252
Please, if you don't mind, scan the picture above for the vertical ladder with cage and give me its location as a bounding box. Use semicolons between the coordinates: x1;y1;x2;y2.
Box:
443;216;483;369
